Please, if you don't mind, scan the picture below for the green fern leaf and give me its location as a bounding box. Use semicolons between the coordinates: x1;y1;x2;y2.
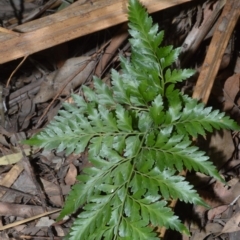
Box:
165;68;195;83
111;69;131;105
124;136;141;157
68;197;112;240
137;111;153;131
115;105;133;132
82;85;97;102
135;198;187;233
119;219;159;240
174;97;240;137
149;94;164;125
98;105;118;131
160;47;180;70
142;168;208;206
93;77;115;106
24;0;240;239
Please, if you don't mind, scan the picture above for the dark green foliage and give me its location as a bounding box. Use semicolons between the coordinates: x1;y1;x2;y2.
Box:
25;0;240;239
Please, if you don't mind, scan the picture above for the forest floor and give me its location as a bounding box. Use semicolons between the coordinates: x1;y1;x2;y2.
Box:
0;0;240;239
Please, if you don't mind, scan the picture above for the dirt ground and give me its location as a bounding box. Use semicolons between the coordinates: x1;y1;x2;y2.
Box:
0;0;240;239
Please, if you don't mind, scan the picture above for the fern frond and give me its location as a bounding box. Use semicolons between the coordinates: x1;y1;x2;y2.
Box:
24;0;240;239
58;158;116;219
131;166;207;206
142;133;223;181
175;96;240;137
165;68;196;83
128;0;163;61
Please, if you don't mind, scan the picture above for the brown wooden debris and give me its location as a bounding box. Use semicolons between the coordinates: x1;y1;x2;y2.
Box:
180;0;226;67
192;0;240;104
0;0;193;64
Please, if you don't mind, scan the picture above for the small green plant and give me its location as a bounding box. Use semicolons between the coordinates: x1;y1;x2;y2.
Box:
25;0;239;239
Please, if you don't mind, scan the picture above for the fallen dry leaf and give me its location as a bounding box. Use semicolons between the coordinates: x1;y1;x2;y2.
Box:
54;225;65;237
207;205;229;220
213;178;239;204
219;211;240;235
223;74;240;111
36;217;55;227
34;56;95;104
229;182;240;206
211;130;235;167
0;148;32;166
191;222;223;240
40;178;62;207
199;129;235;169
95;24;128;77
64;163;77;186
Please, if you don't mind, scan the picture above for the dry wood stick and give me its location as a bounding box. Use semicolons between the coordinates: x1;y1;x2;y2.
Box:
192;0;240;103
0;0;193;64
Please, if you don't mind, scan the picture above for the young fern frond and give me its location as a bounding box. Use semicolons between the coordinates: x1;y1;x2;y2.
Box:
25;0;240;239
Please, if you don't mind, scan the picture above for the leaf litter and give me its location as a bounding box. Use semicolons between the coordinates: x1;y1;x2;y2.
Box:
0;0;240;239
